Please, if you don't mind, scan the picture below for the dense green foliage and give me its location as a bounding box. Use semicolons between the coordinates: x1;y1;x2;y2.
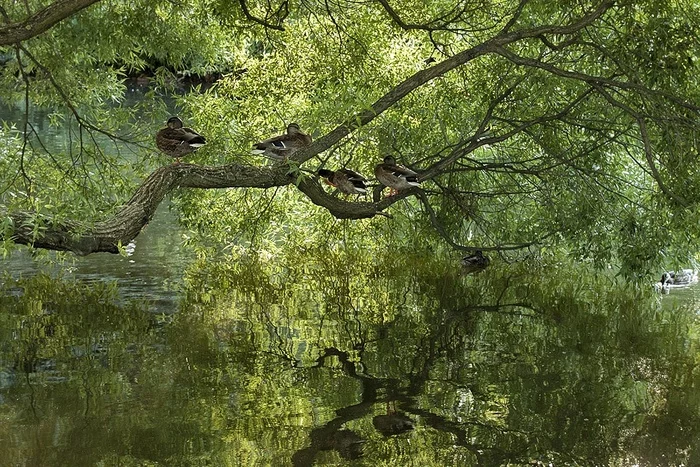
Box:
0;0;699;272
2;3;700;464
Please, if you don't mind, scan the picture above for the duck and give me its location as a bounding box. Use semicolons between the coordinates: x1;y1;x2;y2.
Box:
155;116;206;163
374;155;421;196
461;250;490;274
317;168;368;195
373;402;414;437
251;123;312;160
659;269;698;290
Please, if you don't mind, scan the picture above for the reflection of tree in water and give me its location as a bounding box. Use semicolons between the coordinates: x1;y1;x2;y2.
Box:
223;253;700;466
2;256;700;465
373;401;414;437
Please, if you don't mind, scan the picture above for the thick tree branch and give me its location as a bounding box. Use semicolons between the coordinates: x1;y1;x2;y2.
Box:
237;0;287;31
1;162;410;254
292;0;616;166
0;0;101;45
375;0;482;32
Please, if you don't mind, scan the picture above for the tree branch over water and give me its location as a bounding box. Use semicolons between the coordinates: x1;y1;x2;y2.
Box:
0;162;399;255
2;0;696;263
0;0;101;45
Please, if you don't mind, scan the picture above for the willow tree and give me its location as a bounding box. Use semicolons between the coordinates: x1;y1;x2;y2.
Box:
0;0;698;274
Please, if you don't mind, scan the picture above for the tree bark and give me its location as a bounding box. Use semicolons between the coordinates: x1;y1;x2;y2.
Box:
0;0;101;45
2;162;397;255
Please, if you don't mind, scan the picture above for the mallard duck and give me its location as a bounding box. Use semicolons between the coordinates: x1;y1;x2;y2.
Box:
374;156;421;196
373;402;414;437
318;168;368;195
659;269;698;290
461;250;490;273
155;116;206;162
251;123;312;160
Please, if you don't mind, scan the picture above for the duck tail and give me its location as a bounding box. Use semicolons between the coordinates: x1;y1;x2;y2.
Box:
251;143;268;154
404;175;421;186
350;180;368;193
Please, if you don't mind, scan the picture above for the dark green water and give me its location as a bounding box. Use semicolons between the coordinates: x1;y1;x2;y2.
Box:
1;250;699;466
0;201;189;314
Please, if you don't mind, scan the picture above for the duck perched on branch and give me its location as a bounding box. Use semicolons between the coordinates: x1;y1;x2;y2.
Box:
251;123;312;160
156;116;206;163
461;250;490;274
318;168;368;195
374;156;421;196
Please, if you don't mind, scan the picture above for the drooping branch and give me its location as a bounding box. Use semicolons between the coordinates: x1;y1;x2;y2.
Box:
0;0;101;45
237;0;287;31
414;189;548;253
1;162;403;255
493;45;700;113
592;86;688;206
375;0;483;32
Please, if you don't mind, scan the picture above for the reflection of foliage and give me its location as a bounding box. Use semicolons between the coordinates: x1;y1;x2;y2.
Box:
181;248;699;465
1;253;699;465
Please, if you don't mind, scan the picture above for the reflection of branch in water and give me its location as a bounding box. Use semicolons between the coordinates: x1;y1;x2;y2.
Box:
395;299;539;464
292;347;379;466
317;429;365;460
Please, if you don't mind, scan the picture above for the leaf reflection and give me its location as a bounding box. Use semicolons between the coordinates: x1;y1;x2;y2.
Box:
0;252;698;466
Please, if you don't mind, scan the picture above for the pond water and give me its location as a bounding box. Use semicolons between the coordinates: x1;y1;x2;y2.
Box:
1;247;699;466
1;103;700;466
0;201;189;314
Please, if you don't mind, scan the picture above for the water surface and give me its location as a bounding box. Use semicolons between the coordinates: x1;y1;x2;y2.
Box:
1;98;700;466
1;253;698;466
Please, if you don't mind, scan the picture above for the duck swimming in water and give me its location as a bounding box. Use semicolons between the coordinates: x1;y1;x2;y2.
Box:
656;269;698;293
660;269;698;285
461;250;490;274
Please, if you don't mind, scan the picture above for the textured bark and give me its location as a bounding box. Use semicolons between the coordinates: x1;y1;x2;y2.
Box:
2;162;394;255
0;0;101;45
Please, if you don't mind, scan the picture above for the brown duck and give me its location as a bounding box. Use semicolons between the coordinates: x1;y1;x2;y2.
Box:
155;116;206;162
251;123;312;160
374;155;421;195
318;168;368;195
